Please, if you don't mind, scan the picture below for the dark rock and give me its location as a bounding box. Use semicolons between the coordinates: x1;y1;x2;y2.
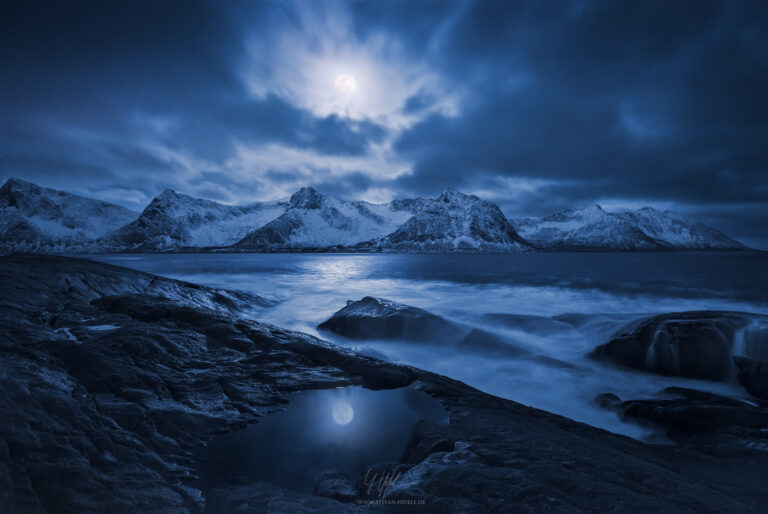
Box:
617;387;768;457
318;296;457;342
313;471;358;503
204;482;349;513
620;387;768;431
320;298;533;358
591;311;768;381
400;420;455;465
595;393;622;411
734;356;768;400
3;256;768;512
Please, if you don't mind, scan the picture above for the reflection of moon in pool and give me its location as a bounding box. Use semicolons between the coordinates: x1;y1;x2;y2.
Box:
332;402;354;425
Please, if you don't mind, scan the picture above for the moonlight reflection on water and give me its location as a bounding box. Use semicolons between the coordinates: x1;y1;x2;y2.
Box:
332;401;354;425
194;385;447;496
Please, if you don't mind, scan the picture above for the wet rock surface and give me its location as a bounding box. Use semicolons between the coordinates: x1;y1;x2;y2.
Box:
621;387;768;431
313;471;358;503
2;256;768;512
591;311;768;383
318;296;457;342
598;387;768;457
734;356;768;400
319;297;533;359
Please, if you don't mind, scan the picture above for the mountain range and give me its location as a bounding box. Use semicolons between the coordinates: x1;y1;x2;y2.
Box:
0;177;747;254
0;178;137;253
515;204;745;251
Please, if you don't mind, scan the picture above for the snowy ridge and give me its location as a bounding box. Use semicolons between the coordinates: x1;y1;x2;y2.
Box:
0;178;137;253
371;188;530;252
235;187;412;249
515;204;745;251
0;178;749;253
619;207;745;250
99;189;288;251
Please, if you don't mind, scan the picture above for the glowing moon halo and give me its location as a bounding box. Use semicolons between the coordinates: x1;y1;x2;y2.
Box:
334;73;357;94
332;401;354;425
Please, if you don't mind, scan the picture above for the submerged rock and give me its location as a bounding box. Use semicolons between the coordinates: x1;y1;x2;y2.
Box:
591;311;768;382
320;298;535;358
318;296;457;342
734;356;768;400
620;387;768;431
458;328;529;357
480;313;575;335
610;387;768;457
2;256;768;512
595;393;622;411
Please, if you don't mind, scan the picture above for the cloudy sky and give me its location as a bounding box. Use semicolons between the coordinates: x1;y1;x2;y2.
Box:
1;0;767;247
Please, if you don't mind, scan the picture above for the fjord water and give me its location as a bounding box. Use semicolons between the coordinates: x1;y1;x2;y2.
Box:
85;252;768;439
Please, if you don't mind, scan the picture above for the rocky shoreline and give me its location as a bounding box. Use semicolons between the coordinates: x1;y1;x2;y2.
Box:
1;255;767;512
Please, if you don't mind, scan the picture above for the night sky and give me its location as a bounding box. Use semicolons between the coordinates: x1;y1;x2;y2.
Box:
1;0;767;247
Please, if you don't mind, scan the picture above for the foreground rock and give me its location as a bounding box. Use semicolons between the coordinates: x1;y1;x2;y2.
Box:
2;256;768;512
318;296;457;342
319;297;530;357
591;311;768;385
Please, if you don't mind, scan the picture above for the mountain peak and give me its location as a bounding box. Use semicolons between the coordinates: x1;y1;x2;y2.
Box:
289;187;324;209
438;188;472;203
574;204;606;218
157;189;182;200
3;177;24;186
639;206;659;213
2;177;38;192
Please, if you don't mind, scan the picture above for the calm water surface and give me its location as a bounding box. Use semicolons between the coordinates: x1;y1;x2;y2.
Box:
195;386;446;496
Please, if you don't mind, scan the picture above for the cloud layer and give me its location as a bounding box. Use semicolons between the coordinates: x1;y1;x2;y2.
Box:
1;0;766;247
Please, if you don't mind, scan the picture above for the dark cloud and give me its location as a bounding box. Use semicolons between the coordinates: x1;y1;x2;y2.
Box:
386;0;768;245
1;0;766;246
310;171;379;200
1;0;386;197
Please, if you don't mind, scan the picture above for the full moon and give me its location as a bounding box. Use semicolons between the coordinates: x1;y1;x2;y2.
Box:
332;401;354;425
334;73;357;93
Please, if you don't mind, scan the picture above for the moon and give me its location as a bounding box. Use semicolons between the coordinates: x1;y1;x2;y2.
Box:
334;73;357;94
332;401;354;425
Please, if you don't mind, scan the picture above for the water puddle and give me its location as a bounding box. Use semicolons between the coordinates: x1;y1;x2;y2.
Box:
194;385;447;500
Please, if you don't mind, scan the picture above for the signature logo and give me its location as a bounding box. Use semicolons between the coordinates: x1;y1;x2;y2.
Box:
363;468;402;499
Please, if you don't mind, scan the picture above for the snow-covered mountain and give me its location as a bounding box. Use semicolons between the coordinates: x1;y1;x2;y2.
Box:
1;178;748;253
100;189;288;251
619;206;745;250
515;204;745;251
369;189;530;252
235;187;412;249
0;178;137;254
